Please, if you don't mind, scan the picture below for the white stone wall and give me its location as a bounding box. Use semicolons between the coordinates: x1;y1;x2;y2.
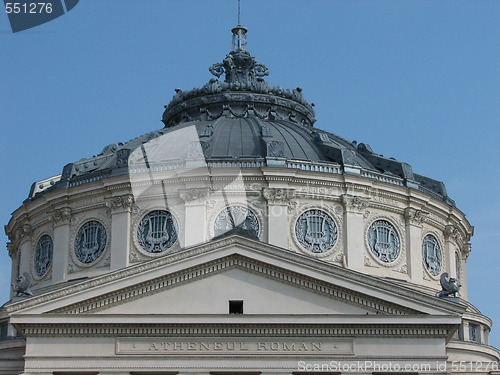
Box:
6;167;473;303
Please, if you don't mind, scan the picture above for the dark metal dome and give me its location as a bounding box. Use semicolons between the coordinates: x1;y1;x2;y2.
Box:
26;25;454;206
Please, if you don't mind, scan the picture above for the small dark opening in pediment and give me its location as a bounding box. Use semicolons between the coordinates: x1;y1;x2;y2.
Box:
229;300;243;314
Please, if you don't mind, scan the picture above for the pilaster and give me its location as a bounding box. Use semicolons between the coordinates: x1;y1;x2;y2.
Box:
341;194;369;272
444;225;460;280
263;188;295;249
7;242;18;299
49;208;72;284
462;320;470;342
445;225;468;299
15;224;33;280
180;188;210;247
404;207;428;282
106;195;134;270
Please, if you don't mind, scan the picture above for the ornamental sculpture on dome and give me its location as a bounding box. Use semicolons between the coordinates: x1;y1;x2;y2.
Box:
209;25;269;86
162;25;316;128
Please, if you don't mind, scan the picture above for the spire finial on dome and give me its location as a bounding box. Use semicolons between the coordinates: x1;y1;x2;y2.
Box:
232;0;247;51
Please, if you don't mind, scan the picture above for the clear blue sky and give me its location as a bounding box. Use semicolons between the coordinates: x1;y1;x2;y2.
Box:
1;0;499;348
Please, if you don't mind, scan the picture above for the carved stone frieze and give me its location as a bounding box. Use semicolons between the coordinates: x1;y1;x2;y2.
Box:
341;194;370;213
179;188;211;204
49;208;72;226
105;195;134;214
404;207;429;226
262;188;296;205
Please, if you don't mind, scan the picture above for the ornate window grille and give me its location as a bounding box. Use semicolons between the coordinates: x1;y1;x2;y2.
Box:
214;206;259;238
422;234;442;276
137;210;178;253
368;220;401;263
35;234;53;276
295;210;337;253
74;221;107;264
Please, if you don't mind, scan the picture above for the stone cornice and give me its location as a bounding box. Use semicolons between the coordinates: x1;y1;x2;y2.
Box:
5;236;466;316
16;319;456;339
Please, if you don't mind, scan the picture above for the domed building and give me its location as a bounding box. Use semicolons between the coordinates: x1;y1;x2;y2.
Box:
1;25;498;374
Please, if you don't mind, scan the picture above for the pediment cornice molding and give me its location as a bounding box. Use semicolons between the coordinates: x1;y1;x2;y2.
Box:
5;236;465;316
51;254;414;315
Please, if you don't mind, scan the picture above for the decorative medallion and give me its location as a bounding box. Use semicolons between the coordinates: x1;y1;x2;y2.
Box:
422;234;443;276
295;209;338;253
213;206;260;238
34;234;53;277
74;221;108;264
367;219;401;263
137;210;178;253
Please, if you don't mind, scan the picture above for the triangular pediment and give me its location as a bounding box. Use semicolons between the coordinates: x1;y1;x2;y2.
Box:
6;236;465;317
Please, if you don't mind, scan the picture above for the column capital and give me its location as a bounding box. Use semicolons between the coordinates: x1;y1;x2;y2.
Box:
341;194;370;213
106;194;135;213
445;224;463;244
462;242;472;259
179;187;211;205
49;207;72;227
263;187;295;205
6;242;16;258
12;223;33;245
404;207;429;226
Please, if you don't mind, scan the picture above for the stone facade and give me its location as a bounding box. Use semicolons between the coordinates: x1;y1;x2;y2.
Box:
1;24;498;375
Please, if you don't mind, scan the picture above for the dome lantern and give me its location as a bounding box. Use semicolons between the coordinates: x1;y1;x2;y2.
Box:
231;24;247;52
162;26;316;128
